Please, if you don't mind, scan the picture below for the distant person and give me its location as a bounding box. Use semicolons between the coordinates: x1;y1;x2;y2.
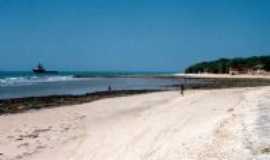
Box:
108;85;112;92
180;84;185;96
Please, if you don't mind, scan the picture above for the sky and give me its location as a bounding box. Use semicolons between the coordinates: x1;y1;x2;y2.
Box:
0;0;270;72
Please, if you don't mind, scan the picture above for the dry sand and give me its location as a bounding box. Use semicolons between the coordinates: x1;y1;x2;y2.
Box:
176;73;270;79
0;87;270;160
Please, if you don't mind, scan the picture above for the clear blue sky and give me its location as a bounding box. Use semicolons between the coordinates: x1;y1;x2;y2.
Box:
0;0;270;72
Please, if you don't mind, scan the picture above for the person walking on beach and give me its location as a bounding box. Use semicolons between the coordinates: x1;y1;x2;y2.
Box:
180;84;185;96
108;85;112;92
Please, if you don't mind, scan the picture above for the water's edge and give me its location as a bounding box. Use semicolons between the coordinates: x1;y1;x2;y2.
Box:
1;77;270;115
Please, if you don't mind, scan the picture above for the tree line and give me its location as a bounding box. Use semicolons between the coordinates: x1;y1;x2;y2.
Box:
185;55;270;74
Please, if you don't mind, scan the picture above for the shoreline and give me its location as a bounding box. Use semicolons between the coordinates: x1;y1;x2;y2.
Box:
0;90;161;115
1;77;270;115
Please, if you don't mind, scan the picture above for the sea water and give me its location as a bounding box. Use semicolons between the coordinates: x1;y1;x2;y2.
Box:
0;71;186;99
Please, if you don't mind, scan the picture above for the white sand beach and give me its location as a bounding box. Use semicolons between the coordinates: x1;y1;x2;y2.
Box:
176;73;270;79
0;87;270;160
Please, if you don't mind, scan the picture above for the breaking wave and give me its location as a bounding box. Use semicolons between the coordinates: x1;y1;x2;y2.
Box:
0;75;75;87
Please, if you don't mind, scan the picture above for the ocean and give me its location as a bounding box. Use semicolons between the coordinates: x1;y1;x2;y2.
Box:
0;71;185;100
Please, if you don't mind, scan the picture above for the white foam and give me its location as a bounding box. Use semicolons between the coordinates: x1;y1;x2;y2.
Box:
0;75;75;87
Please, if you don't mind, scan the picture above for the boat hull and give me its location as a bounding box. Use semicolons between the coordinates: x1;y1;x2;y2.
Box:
33;70;58;74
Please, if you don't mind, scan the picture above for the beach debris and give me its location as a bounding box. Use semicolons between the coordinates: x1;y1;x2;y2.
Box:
15;128;51;141
260;147;270;154
16;137;24;141
18;142;29;148
227;108;234;112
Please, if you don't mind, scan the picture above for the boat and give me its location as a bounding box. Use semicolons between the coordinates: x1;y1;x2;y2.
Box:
32;63;58;74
